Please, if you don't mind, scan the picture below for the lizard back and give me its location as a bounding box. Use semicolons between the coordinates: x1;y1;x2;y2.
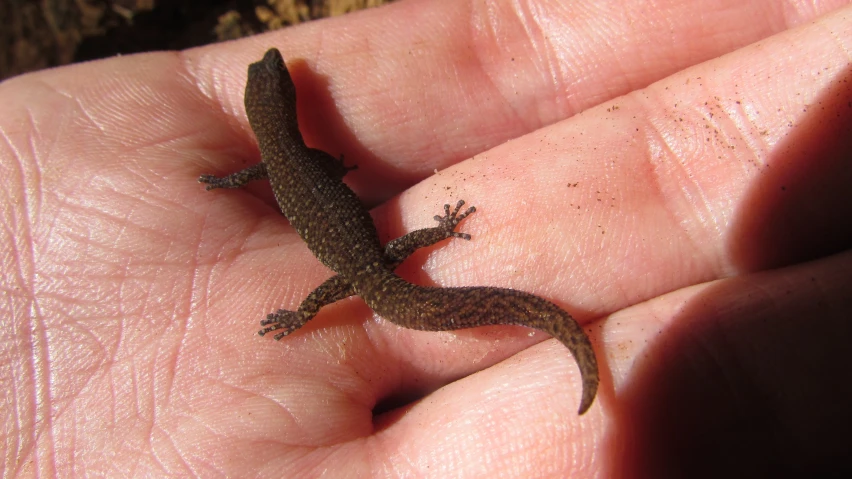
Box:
244;49;386;279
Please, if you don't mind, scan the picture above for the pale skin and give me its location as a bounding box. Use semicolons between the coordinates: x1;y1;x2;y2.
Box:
2;0;851;477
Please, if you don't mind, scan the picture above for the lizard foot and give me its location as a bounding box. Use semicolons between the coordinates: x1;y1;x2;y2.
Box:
199;163;268;190
259;310;308;340
198;174;229;190
433;200;476;240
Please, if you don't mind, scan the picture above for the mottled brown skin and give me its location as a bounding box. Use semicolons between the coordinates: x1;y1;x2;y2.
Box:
199;48;599;414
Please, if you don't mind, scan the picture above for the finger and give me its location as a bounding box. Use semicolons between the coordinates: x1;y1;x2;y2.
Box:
363;2;852;417
373;241;852;477
237;247;852;476
189;0;850;195
608;251;852;476
389;3;852;314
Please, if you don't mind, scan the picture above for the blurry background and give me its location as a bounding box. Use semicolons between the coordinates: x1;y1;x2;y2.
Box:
0;0;391;80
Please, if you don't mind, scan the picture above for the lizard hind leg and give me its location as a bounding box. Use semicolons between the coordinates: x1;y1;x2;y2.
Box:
258;273;357;340
259;309;311;340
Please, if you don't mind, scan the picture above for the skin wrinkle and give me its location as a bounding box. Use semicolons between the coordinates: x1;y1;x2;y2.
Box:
6;339;22;474
468;7;519;126
637;89;729;278
512;1;559;90
181;52;228;114
0;92;57;475
472;2;567;130
714;96;764;175
150;423;187;474
528;32;569;128
183;196;212;414
500;2;578;117
29;299;57;477
70;95;110;140
181;56;251;153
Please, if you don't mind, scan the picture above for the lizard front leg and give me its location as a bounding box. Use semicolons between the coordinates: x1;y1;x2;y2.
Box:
199;163;268;189
384;200;475;265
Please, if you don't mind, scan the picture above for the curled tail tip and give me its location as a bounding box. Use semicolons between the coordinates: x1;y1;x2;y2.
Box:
556;318;600;415
576;375;599;415
572;338;600;415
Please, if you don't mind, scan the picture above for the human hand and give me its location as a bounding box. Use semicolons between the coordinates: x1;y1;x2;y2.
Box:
2;0;850;476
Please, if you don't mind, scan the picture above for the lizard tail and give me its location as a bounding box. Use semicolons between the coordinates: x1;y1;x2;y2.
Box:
363;273;599;415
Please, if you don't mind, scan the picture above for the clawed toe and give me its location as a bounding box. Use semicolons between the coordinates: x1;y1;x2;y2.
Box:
258;309;306;340
433;199;476;239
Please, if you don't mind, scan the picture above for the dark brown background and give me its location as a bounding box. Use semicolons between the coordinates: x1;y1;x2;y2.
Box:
1;0;391;81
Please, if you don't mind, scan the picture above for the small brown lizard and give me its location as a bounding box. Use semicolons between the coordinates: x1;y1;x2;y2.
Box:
199;48;599;414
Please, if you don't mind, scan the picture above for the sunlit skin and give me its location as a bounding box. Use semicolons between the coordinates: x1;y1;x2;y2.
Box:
1;1;851;476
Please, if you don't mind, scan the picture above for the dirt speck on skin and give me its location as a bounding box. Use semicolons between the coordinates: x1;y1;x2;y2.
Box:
1;0;393;81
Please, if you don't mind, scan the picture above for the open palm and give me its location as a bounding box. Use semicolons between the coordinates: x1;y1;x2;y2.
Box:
2;1;851;477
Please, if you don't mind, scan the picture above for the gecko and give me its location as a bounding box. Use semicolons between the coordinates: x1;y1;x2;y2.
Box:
199;48;599;414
